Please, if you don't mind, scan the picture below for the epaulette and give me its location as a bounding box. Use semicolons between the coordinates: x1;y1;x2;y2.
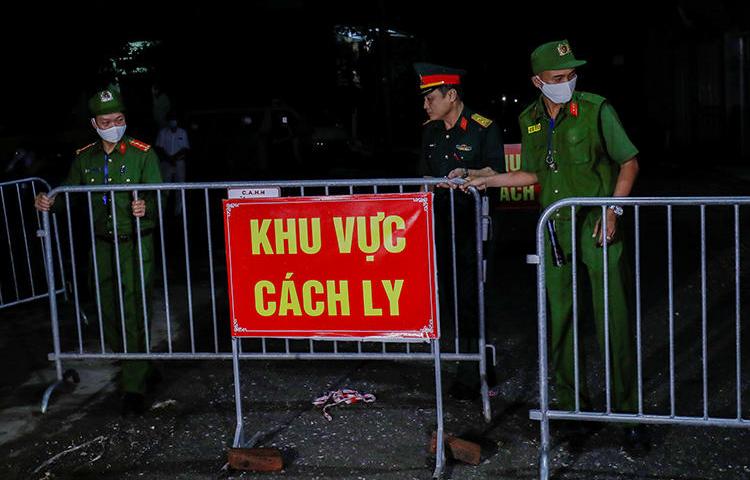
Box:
75;142;96;156
471;113;493;128
128;138;151;152
576;91;606;107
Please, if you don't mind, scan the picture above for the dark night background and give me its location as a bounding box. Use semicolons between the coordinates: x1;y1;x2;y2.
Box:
1;1;749;183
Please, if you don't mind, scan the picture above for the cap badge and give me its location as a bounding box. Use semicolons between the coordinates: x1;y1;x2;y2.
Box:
557;43;571;56
100;91;114;102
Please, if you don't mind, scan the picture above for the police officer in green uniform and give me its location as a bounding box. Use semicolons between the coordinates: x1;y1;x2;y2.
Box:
415;63;504;398
461;41;646;445
35;87;163;414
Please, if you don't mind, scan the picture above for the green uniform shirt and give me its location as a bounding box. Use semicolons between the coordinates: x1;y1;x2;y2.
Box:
63;136;162;235
420;106;505;177
519;91;638;215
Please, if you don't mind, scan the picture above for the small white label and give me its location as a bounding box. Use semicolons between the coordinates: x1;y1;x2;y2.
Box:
227;187;281;199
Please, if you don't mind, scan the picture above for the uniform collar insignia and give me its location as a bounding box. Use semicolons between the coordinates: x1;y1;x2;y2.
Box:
569;101;579;117
456;144;472;152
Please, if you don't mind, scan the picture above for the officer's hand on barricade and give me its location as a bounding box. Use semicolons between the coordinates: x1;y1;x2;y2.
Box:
460;176;488;192
593;209;618;246
34;193;55;212
131;198;146;218
447;168;467;180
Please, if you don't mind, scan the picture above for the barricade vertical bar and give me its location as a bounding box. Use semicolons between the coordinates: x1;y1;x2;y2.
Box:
52;214;67;302
601;205;611;414
134;190;150;354
700;205;708;418
450;188;460;354
157;191;173;353
735;204;742;420
40;210;63;414
111;190;128;353
16;184;36;297
87;192;106;353
668;205;675;417
537;215;550;480
65;194;83;353
635;205;643;413
471;188;491;422
42;210;62;380
205;189;219;353
431;339;445;478
232;337;244;447
571;206;580;412
1;186;20;300
374;184;385;355
181;189;196;353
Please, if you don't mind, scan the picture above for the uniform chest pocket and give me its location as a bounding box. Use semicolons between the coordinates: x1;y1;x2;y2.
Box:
565;127;591;164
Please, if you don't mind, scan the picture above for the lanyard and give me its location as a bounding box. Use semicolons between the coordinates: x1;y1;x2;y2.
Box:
545;118;557;172
103;153;110;205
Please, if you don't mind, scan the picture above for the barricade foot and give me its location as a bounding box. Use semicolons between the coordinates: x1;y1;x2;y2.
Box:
232;422;244;448
432;456;445;479
40;369;79;414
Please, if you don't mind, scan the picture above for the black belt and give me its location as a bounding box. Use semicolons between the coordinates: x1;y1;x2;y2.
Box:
96;229;153;243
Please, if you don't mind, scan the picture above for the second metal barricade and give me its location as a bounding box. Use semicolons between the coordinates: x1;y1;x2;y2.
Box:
529;197;750;479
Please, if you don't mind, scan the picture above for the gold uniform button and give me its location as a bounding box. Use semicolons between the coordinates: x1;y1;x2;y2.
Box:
90;178;95;183
126;178;131;183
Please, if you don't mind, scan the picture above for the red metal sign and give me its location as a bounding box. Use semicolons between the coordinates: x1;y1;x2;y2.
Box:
223;193;438;339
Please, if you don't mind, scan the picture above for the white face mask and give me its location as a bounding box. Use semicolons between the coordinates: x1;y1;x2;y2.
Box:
92;118;127;143
537;76;577;104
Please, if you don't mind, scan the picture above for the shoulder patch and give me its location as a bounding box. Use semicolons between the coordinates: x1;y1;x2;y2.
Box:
75;142;96;156
471;113;493;128
128;138;151;152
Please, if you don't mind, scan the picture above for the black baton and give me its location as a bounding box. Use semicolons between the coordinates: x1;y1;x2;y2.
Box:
546;220;565;267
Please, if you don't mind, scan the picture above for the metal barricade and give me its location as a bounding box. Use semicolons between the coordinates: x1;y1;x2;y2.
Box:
0;177;66;310
529;197;750;479
39;180;496;445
